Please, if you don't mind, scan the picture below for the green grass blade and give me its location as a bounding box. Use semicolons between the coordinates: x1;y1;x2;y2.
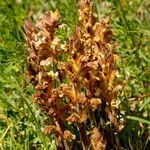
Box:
127;116;150;125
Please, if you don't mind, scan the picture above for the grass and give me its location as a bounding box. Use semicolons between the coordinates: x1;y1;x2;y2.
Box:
0;0;149;149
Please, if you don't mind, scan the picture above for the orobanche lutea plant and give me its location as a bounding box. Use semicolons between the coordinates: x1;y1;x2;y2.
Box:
24;0;120;149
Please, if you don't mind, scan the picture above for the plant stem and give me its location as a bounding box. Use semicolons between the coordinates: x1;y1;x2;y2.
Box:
78;123;90;150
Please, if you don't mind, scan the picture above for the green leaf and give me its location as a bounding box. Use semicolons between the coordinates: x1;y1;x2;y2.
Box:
127;116;150;125
139;97;150;111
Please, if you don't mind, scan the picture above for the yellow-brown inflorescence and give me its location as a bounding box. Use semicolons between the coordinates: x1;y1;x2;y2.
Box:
24;0;119;149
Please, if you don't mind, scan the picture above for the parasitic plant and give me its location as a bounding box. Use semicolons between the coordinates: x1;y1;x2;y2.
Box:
24;0;120;149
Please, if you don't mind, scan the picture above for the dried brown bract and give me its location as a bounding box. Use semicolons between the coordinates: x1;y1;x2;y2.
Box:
24;0;120;149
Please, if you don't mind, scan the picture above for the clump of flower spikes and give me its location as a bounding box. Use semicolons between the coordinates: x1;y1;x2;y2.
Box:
24;0;119;149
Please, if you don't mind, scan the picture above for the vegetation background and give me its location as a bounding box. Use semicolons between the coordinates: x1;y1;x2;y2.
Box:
0;0;149;149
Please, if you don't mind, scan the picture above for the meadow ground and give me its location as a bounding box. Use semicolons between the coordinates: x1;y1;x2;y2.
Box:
0;0;150;149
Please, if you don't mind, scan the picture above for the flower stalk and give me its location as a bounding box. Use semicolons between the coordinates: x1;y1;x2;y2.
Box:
24;0;120;149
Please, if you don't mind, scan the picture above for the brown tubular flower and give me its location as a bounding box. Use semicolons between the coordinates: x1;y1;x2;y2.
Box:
63;130;76;142
24;0;120;149
91;128;106;150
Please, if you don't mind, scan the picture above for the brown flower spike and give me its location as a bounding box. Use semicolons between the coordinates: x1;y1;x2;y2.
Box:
24;0;120;149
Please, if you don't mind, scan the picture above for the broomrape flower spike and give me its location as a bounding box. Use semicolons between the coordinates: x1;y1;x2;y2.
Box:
24;0;121;149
